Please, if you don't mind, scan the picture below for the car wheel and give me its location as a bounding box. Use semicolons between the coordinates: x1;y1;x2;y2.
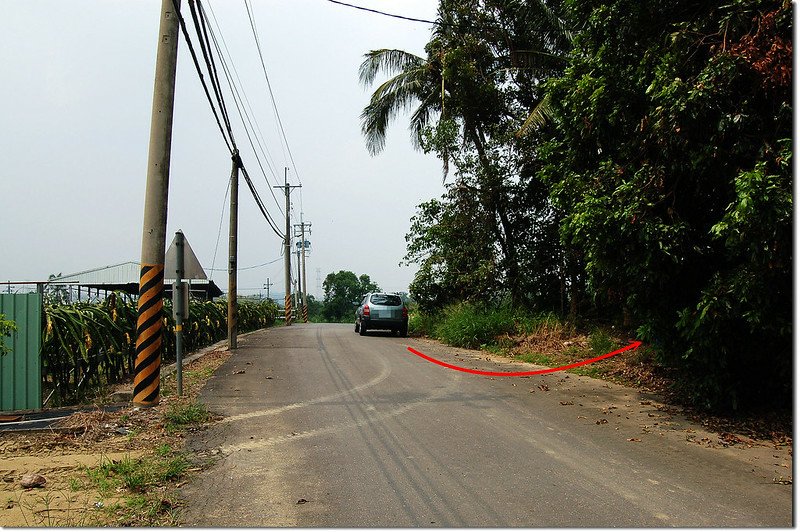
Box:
399;325;408;338
359;321;367;336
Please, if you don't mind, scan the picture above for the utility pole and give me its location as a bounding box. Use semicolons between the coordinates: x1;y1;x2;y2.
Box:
295;248;302;314
263;278;273;301
133;0;181;408
274;168;300;325
228;151;240;350
294;221;311;323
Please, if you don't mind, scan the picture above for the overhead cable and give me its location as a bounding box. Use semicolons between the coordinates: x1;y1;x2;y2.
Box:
244;0;303;185
206;256;283;272
326;0;438;25
171;0;234;151
201;0;286;216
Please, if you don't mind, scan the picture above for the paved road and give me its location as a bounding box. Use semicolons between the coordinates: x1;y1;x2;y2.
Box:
181;323;792;527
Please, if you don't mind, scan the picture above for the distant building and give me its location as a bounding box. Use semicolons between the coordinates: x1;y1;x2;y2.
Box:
47;261;222;301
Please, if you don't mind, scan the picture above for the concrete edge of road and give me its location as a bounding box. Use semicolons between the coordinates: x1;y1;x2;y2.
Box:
110;328;267;402
0;329;270;432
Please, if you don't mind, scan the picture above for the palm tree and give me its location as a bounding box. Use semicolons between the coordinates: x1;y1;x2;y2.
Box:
358;49;442;156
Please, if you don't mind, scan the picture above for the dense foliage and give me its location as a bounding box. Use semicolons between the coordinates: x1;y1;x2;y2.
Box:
0;313;16;356
42;295;276;405
362;0;792;411
321;270;380;322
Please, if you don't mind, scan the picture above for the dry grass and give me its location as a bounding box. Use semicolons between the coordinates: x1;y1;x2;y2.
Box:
1;346;232;526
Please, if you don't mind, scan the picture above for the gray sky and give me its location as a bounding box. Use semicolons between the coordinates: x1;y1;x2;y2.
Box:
1;0;445;299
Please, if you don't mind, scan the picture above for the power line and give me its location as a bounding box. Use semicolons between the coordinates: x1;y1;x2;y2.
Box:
171;0;234;151
244;0;303;185
241;165;285;238
206;256;282;272
326;0;438;25
183;0;285;238
202;1;285;215
210;176;231;274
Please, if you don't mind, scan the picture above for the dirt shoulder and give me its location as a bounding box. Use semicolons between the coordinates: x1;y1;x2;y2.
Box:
0;346;232;527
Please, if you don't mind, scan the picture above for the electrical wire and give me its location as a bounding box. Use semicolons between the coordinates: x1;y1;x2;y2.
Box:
202;0;286;215
172;1;296;244
241;165;285;239
210;177;231;274
182;0;286;238
244;0;303;185
206;256;283;272
171;0;234;151
191;0;236;143
326;0;438;25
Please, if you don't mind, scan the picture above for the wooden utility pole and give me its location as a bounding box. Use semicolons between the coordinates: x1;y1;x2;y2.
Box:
133;0;181;408
228;151;240;350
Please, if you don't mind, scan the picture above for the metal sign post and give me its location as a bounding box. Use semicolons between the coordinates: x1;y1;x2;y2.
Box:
174;230;186;396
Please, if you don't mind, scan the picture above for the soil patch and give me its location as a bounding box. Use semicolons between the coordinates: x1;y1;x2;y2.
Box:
0;345;232;527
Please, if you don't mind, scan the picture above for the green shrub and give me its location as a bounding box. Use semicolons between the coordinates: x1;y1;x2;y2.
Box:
434;302;516;349
408;311;439;337
588;328;618;356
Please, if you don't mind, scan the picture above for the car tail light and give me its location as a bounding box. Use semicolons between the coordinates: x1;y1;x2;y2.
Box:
402;306;408;318
363;305;370;316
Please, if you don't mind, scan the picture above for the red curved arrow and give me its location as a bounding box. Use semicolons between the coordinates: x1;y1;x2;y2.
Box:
406;341;641;377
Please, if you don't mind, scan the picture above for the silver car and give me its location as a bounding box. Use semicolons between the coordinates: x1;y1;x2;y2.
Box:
355;292;408;337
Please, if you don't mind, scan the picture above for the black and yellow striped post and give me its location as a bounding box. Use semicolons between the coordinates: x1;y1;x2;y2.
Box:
133;264;164;406
134;0;180;407
303;304;308;323
284;294;292;325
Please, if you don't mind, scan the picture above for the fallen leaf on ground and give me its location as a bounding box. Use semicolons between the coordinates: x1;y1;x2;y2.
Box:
560;401;574;406
233;370;245;375
627;438;642;442
596;419;608;425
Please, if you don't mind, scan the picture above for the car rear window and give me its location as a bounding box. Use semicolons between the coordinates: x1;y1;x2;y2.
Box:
370;294;402;306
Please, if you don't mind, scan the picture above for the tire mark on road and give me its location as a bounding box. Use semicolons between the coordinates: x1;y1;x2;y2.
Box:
217;352;392;424
218;382;455;455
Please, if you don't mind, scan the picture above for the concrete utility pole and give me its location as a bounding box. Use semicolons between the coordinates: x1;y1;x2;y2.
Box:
274;168;300;325
133;0;181;408
300;222;310;323
263;278;272;301
295;248;302;313
228;151;240;350
294;221;311;323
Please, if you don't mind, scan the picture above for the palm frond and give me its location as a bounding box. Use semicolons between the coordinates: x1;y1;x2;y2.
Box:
360;66;429;155
358;49;425;87
517;92;554;137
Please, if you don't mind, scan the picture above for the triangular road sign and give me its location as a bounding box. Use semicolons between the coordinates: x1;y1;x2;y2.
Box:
164;232;208;280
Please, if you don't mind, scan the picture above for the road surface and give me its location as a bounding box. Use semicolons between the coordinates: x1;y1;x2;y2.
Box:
180;323;792;526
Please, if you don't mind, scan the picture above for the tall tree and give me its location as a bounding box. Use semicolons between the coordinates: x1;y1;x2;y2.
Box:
361;0;572;307
322;271;381;322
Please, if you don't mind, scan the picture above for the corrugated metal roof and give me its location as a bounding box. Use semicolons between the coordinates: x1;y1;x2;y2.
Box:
49;262;141;285
47;262;222;298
